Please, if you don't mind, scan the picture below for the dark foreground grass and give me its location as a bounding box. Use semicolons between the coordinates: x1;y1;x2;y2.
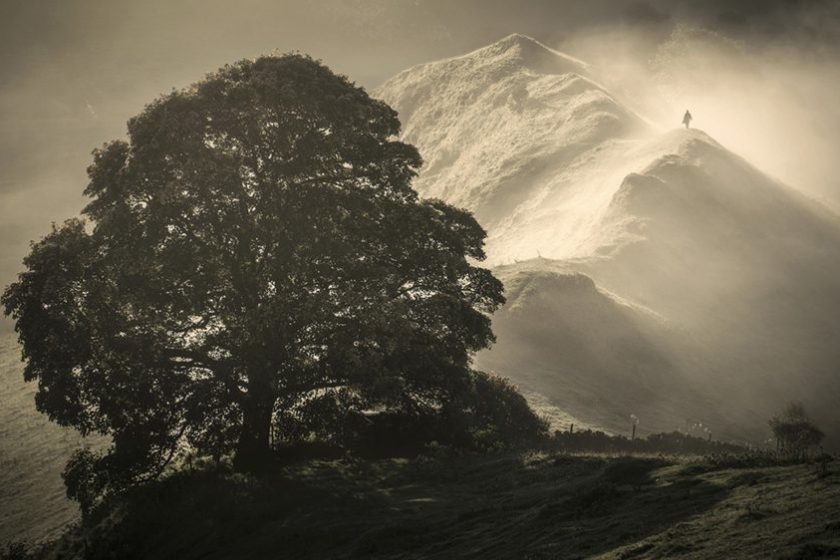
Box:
10;451;840;560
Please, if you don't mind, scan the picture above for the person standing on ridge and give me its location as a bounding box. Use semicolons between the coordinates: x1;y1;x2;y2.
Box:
683;109;693;129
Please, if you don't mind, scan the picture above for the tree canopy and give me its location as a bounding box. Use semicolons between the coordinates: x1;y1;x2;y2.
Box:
2;54;506;479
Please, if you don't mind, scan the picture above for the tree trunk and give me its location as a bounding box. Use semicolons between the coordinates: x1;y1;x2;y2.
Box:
233;395;274;473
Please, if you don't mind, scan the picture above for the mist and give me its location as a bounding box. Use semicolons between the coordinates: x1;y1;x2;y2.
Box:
564;22;840;210
3;2;840;556
3;1;840;303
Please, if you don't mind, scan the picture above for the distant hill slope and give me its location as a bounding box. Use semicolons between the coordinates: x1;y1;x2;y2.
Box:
378;34;840;445
581;131;840;437
0;333;93;544
475;260;730;440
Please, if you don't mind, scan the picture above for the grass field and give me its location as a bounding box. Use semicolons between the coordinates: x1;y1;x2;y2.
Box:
0;334;99;544
3;328;838;559
30;449;840;560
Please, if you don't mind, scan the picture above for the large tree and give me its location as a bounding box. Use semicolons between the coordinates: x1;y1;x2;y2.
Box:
2;54;504;476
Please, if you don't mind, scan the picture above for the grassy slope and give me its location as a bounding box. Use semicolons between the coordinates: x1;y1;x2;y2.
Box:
43;452;840;560
0;334;96;544
3;326;838;558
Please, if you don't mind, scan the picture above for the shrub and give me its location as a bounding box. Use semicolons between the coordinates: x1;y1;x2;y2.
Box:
444;371;550;452
268;371;548;459
769;402;825;460
550;428;745;456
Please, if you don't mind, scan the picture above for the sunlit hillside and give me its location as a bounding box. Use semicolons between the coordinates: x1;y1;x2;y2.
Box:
36;452;840;559
0;333;95;543
378;34;840;447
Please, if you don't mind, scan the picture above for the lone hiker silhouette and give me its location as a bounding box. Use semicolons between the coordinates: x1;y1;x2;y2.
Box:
682;109;693;129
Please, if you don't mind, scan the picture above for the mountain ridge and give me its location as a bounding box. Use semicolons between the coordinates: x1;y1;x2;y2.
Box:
377;34;840;445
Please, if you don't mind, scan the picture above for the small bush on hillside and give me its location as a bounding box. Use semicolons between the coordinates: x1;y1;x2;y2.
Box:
769;402;825;460
448;371;550;452
273;371;549;458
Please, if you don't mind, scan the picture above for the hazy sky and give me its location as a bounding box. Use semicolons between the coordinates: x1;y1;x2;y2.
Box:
2;0;840;316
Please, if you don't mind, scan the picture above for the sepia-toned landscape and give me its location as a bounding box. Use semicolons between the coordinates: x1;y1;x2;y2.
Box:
2;2;839;559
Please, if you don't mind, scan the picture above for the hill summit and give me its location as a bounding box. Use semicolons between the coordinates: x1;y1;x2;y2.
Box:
378;33;648;263
377;35;840;444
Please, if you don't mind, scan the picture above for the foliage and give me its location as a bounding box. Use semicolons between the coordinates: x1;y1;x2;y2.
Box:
0;542;37;560
62;449;113;518
1;53;505;489
550;428;745;456
274;371;548;457
769;402;825;459
448;371;549;451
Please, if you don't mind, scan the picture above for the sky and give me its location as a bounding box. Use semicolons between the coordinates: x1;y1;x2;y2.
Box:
2;0;840;323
